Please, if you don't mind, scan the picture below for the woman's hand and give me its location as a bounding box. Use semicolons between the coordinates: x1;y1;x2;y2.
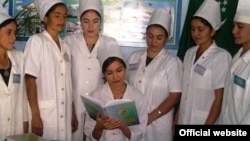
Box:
95;113;122;130
32;115;43;136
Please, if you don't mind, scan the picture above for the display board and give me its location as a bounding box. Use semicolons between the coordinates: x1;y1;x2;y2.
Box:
10;0;181;49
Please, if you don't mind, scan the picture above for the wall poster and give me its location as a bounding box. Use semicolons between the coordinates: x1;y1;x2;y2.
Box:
10;0;181;49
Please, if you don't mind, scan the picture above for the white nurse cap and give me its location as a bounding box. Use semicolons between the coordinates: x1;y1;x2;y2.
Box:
34;0;64;21
148;8;172;38
79;0;102;18
0;5;12;24
234;0;250;24
193;0;223;30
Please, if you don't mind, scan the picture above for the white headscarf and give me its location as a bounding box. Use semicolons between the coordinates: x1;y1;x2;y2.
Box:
0;5;12;24
193;0;224;30
79;0;102;18
234;0;250;24
148;8;172;38
34;0;64;21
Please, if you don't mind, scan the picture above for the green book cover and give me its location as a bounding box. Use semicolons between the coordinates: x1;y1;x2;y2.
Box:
6;133;48;141
81;95;140;126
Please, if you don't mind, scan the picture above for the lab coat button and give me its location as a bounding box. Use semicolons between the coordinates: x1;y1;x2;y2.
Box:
61;115;63;118
112;133;116;135
61;73;64;76
88;68;91;70
61;101;64;105
60;60;63;63
8;118;10;121
88;57;91;59
61;88;64;91
138;80;141;83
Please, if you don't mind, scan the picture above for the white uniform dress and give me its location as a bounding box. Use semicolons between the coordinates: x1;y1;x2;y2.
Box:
84;82;147;141
0;50;27;141
64;33;124;141
24;30;72;141
219;48;250;124
127;49;183;141
178;42;232;124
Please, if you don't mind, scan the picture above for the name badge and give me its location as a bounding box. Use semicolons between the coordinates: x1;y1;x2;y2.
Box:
13;74;21;83
128;63;139;71
194;64;206;76
64;53;70;62
234;75;246;89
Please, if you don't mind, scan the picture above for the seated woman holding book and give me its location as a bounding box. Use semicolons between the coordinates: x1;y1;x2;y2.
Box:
84;56;147;141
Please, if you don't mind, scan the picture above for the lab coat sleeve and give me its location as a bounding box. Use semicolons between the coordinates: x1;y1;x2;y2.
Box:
84;114;99;141
129;92;148;141
167;57;183;92
24;35;42;77
212;52;232;89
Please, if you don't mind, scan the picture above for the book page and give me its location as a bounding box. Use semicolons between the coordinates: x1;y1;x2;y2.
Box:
81;95;105;120
104;98;132;107
104;100;140;126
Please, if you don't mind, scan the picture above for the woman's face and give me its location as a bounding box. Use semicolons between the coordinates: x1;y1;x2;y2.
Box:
0;22;16;51
146;26;168;53
191;18;215;47
104;60;126;88
44;5;67;33
81;10;101;37
232;22;250;46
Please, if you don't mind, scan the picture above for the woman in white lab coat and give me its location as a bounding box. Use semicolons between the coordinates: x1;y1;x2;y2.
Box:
0;5;28;141
219;0;250;124
24;0;77;140
85;57;147;141
64;0;123;140
127;9;182;141
176;0;231;125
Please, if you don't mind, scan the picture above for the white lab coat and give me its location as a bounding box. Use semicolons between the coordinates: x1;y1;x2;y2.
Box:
178;43;232;124
24;30;72;141
84;82;147;141
127;49;182;141
64;34;124;141
0;50;28;141
219;47;250;124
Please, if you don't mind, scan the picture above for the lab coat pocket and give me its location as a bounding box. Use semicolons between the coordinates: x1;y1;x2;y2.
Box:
193;110;209;124
196;69;212;89
38;100;57;127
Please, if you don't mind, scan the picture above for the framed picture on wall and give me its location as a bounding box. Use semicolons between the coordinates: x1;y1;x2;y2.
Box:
9;0;181;50
102;0;182;50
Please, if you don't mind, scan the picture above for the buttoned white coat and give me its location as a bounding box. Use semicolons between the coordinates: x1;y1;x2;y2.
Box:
219;48;250;124
0;50;28;141
24;31;72;141
84;82;147;141
64;34;124;141
178;42;232;124
127;49;183;141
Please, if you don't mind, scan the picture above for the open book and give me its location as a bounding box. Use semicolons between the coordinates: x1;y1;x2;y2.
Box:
81;95;140;126
6;133;49;141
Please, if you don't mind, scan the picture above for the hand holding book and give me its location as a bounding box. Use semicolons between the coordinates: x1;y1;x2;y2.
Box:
81;95;140;126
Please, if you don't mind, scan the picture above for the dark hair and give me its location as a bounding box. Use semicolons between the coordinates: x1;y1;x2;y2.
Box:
146;24;169;38
192;16;213;29
80;9;101;21
0;18;17;29
102;57;126;74
45;2;67;18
